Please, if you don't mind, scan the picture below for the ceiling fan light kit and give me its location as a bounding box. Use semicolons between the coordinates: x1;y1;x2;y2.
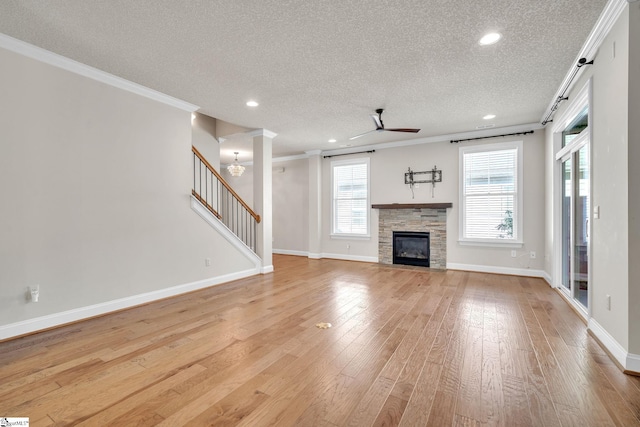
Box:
349;109;421;141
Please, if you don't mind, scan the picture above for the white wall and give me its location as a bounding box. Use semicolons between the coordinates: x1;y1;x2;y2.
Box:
273;159;309;253
317;132;546;273
544;5;634;355
626;1;640;355
222;158;309;255
0;46;255;336
192;112;220;170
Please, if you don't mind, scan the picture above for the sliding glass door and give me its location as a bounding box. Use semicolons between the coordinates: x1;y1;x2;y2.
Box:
558;133;589;309
561;158;572;292
554;81;591;314
574;145;590;307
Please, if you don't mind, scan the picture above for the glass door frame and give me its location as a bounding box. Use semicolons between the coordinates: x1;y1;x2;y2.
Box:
557;132;590;312
552;79;592;320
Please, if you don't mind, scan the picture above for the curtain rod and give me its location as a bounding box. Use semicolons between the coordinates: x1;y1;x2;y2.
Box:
323;150;375;158
541;57;594;125
450;130;534;144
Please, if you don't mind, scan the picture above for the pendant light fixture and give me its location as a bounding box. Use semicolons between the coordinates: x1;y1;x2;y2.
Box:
227;152;245;177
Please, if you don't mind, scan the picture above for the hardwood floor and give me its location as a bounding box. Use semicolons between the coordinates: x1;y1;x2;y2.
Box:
2;255;640;426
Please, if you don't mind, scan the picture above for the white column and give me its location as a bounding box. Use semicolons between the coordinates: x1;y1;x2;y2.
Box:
306;150;322;259
249;129;277;273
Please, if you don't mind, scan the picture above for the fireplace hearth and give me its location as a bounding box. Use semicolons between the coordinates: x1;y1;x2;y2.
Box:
393;231;430;267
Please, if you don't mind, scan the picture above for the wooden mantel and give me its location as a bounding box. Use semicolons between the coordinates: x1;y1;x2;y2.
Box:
371;203;453;209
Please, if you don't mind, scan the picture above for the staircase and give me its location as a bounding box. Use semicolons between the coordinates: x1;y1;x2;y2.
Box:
191;146;261;253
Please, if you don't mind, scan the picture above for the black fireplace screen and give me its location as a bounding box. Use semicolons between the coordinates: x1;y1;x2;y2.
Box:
393;231;430;267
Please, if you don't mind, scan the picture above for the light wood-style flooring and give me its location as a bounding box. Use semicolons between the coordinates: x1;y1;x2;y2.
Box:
2;255;640;426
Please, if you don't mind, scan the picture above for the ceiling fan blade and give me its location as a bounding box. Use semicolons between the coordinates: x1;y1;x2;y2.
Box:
370;114;383;129
384;128;421;133
349;129;377;140
351;109;417;140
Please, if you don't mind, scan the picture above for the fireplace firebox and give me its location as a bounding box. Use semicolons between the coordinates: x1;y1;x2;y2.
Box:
393;231;430;267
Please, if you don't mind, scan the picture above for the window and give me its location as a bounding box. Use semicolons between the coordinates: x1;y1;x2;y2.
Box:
331;158;370;237
459;141;523;245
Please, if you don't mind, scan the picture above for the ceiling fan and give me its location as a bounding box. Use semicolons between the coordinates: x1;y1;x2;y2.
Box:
349;108;420;140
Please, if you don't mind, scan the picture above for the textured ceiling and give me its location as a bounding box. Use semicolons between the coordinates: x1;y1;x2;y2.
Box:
0;0;608;163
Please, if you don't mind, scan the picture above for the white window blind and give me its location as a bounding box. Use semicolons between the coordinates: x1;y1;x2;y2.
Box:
461;143;521;242
332;159;369;236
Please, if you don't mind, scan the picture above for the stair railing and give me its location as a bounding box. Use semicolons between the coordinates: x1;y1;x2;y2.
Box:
192;146;260;253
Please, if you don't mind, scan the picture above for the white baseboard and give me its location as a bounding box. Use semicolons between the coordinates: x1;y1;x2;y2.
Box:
588;318;640;373
277;249;378;263
320;253;378;263
588;318;629;370
627;352;640;373
273;249;308;257
446;262;547;279
542;271;553;286
0;268;259;341
261;265;274;274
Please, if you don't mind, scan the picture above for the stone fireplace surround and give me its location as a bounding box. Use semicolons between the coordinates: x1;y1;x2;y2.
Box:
373;203;452;269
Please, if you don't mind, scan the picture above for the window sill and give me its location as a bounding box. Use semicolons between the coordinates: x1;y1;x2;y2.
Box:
331;234;371;240
458;239;524;248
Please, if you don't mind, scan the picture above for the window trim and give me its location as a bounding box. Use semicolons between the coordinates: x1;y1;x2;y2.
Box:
458;140;524;247
330;157;371;239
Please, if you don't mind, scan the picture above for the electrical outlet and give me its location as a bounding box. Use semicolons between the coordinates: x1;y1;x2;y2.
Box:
511;250;516;258
347;243;350;249
606;294;611;310
205;258;211;267
530;251;536;259
29;285;40;302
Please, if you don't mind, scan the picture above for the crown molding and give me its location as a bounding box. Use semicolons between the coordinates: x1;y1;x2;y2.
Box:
540;0;627;124
231;153;309;167
238;122;542;163
273;153;310;163
0;33;199;112
247;129;278;139
320;122;543;157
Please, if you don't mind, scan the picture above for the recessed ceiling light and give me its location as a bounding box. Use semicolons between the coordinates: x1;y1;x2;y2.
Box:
483;114;496;120
246;100;259;107
328;139;337;143
479;33;501;46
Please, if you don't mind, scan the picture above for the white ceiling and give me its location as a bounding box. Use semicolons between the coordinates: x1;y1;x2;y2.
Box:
0;1;608;164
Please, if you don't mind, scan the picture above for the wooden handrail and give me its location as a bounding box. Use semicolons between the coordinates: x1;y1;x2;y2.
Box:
192;146;261;223
191;190;222;220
